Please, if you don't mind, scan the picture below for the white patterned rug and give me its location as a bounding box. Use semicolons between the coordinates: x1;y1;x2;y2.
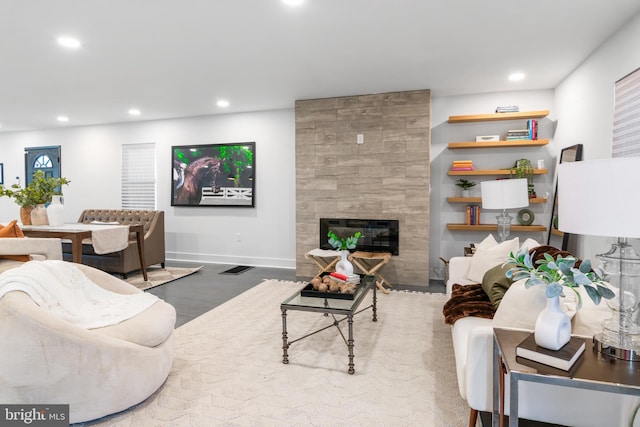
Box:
85;279;467;426
123;266;202;291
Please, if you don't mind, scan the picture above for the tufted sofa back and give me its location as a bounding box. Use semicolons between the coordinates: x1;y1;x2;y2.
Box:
77;209;161;236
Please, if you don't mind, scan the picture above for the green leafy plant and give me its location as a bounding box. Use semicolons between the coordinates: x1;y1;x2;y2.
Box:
0;170;70;208
454;179;477;190
504;250;615;308
327;230;362;251
510;159;535;197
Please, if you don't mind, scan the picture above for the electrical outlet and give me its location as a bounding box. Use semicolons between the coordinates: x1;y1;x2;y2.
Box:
357;133;364;144
236;233;241;242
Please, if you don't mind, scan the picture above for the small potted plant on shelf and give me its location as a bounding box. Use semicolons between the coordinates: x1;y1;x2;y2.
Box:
0;170;70;225
455;178;477;197
510;159;536;198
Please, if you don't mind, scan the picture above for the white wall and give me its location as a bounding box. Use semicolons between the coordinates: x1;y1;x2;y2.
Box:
0;109;297;269
429;90;555;279
554;12;640;261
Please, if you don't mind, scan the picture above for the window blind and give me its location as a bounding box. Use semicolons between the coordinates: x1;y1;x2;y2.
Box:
613;67;640;158
121;143;156;210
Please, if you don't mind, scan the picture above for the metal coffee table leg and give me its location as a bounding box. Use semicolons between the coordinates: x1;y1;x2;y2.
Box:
348;314;355;374
281;308;289;364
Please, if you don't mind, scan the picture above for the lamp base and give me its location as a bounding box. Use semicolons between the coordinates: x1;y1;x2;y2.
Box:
593;335;640;361
496;210;512;242
594;238;640;360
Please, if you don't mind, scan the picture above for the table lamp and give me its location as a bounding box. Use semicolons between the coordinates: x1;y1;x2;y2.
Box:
481;178;529;242
558;157;640;361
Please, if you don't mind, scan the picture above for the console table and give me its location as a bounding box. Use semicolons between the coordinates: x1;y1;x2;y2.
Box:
492;328;640;426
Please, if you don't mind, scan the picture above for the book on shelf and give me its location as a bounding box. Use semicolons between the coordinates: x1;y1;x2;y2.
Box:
495;105;519;113
527;119;538;140
515;333;585;371
465;205;481;225
452;160;473;171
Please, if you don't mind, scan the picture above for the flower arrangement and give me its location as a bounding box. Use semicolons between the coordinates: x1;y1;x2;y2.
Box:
327;230;362;251
504;250;615;307
0;170;70;208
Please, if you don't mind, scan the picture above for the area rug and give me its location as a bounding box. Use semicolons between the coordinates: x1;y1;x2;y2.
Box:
85;280;467;426
122;266;202;291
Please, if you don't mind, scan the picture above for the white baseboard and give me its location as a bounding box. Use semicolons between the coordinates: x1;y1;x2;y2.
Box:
166;251;296;269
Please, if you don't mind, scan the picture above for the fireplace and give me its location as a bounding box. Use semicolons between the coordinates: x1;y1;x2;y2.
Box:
319;218;399;255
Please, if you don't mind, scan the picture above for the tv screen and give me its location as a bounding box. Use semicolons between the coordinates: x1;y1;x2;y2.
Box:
171;142;255;207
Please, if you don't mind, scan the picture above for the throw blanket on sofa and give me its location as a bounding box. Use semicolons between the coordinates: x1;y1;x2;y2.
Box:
0;260;158;329
443;283;496;325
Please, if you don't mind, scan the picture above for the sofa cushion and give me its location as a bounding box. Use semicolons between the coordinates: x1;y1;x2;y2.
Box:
0;221;29;262
467;237;519;283
92;300;176;348
481;263;514;309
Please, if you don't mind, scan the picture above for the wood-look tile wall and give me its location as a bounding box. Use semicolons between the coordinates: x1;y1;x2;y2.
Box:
295;89;431;286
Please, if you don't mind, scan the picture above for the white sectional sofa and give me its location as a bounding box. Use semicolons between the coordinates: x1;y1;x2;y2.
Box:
445;236;640;427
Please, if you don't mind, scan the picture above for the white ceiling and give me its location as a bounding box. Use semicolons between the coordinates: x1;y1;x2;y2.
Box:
1;0;639;132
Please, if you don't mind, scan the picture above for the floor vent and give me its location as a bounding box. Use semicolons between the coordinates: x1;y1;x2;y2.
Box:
220;266;253;275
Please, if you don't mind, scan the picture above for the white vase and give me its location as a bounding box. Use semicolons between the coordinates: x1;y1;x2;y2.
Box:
30;204;48;226
46;195;64;226
534;295;571;350
335;250;354;276
461;189;470;198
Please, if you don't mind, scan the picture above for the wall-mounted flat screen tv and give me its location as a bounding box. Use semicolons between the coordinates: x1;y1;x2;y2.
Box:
171;142;255;207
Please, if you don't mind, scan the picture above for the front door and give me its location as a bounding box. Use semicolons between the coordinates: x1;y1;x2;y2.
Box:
24;146;61;184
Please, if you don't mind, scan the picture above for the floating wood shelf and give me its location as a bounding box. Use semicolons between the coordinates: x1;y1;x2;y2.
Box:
551;228;564;237
448;139;549;149
447;224;547;232
448;168;548;176
448;110;550;123
446;197;547;204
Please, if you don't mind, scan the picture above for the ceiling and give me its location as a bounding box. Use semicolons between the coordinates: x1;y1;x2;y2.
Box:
1;0;639;133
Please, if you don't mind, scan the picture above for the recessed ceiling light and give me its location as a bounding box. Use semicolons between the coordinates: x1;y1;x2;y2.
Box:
217;100;230;108
283;0;304;5
57;116;69;122
509;72;525;81
57;36;82;49
128;108;141;116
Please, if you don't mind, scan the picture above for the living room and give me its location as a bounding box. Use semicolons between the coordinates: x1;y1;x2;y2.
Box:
0;4;639;283
1;2;640;426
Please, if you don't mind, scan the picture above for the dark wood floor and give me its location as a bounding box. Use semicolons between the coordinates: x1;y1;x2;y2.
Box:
146;261;445;327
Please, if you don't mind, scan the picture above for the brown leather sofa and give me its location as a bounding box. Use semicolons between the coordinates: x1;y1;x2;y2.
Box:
62;209;165;278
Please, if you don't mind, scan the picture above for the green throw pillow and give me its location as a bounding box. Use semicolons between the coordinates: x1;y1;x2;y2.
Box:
481;264;514;309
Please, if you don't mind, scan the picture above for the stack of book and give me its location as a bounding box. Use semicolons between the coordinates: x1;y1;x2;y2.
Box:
505;119;538;141
495;105;519;113
451;160;473;171
505;129;531;140
465;205;481;225
516;333;585;371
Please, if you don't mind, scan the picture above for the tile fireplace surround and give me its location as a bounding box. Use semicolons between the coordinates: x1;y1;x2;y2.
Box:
294;89;431;286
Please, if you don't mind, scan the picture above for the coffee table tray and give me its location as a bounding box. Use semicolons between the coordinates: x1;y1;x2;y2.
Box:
300;283;357;300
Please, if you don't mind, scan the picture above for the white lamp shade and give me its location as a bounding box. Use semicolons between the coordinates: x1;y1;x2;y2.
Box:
481;178;529;210
558;158;640;238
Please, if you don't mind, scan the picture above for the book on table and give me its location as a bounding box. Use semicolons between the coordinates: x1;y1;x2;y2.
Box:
515;333;585;371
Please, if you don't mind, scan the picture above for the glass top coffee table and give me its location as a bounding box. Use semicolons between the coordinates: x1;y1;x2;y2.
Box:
280;275;377;374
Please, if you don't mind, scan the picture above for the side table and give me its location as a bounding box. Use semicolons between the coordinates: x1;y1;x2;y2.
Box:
492;328;640;427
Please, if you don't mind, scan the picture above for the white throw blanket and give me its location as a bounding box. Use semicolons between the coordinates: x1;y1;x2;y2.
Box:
0;260;158;329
